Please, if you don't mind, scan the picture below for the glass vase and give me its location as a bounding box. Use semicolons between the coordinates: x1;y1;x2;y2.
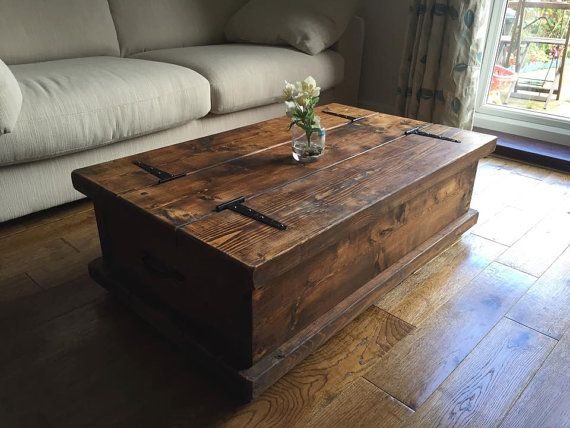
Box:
291;126;326;163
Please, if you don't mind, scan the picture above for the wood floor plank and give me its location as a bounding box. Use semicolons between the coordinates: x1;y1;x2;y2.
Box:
408;318;556;427
470;169;542;224
506;168;570;216
507;246;570;339
497;211;570;277
471;160;507;195
500;329;570;428
0;237;79;285
220;307;414;428
0;208;100;289
0;208;96;254
543;170;570;194
306;377;413;428
0;145;566;427
0;296;237;428
0;273;42;303
0;199;93;239
375;234;507;326
471;205;543;246
0;274;105;329
502;159;554;180
25;242;96;289
365;262;536;410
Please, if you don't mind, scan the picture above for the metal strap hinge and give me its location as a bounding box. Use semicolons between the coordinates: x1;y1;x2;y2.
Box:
215;197;287;231
404;124;461;143
133;160;185;183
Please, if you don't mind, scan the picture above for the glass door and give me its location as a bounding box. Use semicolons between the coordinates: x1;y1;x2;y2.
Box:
476;0;570;145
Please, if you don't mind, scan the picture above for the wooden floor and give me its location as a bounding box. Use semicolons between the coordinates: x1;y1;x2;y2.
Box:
0;156;568;428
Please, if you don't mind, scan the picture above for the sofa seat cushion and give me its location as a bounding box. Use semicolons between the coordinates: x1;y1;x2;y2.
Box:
133;44;344;114
0;57;211;166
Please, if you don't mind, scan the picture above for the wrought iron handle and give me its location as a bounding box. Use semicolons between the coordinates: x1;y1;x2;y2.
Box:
141;252;184;282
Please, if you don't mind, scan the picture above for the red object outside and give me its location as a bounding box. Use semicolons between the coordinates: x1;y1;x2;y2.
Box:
491;65;516;92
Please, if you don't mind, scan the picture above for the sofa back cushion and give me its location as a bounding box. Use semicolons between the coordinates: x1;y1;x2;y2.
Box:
108;0;248;57
225;0;359;55
0;0;120;65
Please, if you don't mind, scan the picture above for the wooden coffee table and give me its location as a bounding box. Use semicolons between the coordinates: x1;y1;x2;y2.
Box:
72;104;496;400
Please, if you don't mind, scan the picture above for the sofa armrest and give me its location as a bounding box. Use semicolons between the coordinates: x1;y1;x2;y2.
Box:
0;59;23;135
333;16;365;106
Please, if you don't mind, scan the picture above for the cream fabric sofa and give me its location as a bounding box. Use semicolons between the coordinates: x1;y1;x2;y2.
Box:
0;0;364;222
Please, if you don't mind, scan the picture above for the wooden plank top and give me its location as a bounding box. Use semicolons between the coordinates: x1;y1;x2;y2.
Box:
73;104;496;285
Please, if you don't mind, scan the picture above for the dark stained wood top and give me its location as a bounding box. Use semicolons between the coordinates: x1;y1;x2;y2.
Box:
72;104;373;197
73;104;497;287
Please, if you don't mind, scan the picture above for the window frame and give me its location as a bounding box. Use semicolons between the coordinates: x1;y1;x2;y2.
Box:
474;0;570;146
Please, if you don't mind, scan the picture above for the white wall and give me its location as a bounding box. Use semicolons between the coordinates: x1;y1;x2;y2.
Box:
357;0;411;114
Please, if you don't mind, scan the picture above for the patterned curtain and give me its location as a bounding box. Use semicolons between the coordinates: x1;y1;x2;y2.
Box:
395;0;491;129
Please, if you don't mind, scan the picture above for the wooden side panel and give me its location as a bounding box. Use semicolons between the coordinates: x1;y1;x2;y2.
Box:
86;209;478;401
94;197;254;369
250;164;478;362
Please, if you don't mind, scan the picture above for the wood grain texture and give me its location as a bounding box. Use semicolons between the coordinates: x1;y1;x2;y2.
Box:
0;199;93;239
375;233;507;326
408;318;556;427
0;237;79;287
0;204;95;250
88;209;478;401
500;329;570;428
71;104;369;197
497;210;570;277
507;246;570;339
0;274;105;330
74;104;495;378
0;273;41;303
0;208;100;290
240;209;479;396
470;168;543;225
221;307;413;428
0;293;236;428
249;168;477;358
120;114;424;228
471;205;542;246
306;377;413;428
182;129;494;271
364;262;536;410
2;156;570;427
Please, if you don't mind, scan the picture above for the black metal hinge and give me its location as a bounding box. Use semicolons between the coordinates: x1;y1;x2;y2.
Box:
404;124;461;144
133;160;185;183
215;197;287;231
322;110;368;123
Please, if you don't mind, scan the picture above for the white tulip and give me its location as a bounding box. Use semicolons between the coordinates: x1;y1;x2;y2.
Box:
285;100;296;117
304;76;317;88
283;81;296;100
282;77;321;133
299;77;320;98
295;94;310;108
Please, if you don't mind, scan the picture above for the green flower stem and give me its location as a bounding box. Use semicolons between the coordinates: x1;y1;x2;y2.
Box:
305;129;312;150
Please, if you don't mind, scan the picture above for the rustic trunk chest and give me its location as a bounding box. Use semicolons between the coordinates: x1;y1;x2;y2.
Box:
72;104;496;400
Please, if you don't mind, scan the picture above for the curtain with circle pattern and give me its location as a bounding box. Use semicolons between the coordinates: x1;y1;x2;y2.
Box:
395;0;491;129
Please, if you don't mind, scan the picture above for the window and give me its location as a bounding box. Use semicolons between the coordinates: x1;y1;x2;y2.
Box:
475;0;570;146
